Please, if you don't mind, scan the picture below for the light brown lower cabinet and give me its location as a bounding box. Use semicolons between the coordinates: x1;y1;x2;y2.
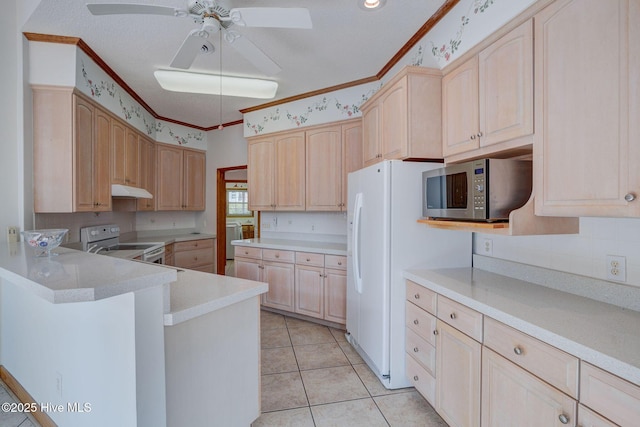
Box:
482;348;576;426
173;239;215;273
234;246;346;325
435;320;481;427
406;279;640;427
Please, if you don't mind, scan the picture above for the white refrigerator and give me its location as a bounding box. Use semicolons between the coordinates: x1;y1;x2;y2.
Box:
346;160;472;389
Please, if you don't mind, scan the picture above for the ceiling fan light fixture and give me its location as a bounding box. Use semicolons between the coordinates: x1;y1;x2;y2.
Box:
359;0;386;11
154;70;278;99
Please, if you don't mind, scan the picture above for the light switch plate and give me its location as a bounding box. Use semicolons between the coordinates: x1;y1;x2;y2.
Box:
7;226;19;243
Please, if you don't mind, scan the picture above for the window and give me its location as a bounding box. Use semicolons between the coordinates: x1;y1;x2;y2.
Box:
227;189;251;217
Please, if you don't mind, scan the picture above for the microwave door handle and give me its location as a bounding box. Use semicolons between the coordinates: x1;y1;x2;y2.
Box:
352;192;363;294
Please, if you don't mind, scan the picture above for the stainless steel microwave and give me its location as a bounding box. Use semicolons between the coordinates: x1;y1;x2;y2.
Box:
422;159;532;222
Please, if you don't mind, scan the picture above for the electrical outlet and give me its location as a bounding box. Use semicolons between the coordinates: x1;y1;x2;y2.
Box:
606;255;626;282
482;238;493;256
7;226;19;243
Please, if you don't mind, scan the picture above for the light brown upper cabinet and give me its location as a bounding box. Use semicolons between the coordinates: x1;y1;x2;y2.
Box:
361;66;443;167
305;119;362;211
248;131;305;211
443;20;533;160
33;88;111;213
534;0;640;217
156;143;206;211
137;136;156;211
110;119;140;187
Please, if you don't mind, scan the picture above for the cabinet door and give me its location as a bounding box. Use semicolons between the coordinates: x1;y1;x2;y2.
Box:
235;257;262;282
442;57;480;156
324;268;346;324
124;128;139;186
435;320;481;427
534;0;640;217
137;137;155;211
578;405;617;427
183;149;206;211
306;125;342;211
381;76;408;159
275;132;305;210
262;261;295;311
74;97;96;212
93;107;112;211
479;19;533;147
482;348;576;427
362;103;381;167
156;144;184;211
110;120;126;185
247;138;275;211
295;265;324;318
342;121;363;209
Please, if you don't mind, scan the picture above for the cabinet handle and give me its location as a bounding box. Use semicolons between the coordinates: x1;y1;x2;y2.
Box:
625;193;636;202
413;347;419;353
414;293;420;300
413;375;419;381
194;257;198;261
450;313;457;320
413;319;419;325
306;258;311;262
338;261;342;266
513;346;523;356
470;135;476;140
558;414;570;424
477;132;483;138
433;330;438;335
275;254;279;258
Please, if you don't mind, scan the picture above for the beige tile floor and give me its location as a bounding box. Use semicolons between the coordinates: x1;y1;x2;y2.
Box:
253;310;449;427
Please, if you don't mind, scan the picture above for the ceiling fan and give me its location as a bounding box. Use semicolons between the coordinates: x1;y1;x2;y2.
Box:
86;1;312;75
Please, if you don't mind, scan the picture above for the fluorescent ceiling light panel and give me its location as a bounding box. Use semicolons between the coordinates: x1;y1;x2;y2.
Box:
154;70;278;99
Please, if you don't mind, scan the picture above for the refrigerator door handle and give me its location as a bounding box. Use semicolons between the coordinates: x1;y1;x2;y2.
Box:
352;192;363;294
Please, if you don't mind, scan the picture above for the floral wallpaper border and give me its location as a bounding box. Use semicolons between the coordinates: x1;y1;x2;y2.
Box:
78;56;205;148
243;0;510;136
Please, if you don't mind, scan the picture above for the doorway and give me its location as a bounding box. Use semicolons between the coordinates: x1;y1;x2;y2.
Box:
216;165;256;275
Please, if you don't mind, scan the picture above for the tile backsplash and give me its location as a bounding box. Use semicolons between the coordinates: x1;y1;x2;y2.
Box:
34;212;136;243
473;217;640;287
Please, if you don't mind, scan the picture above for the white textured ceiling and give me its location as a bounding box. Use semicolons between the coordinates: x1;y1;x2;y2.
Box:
23;0;447;128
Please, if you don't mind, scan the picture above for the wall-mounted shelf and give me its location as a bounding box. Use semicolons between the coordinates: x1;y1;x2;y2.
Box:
419;197;579;236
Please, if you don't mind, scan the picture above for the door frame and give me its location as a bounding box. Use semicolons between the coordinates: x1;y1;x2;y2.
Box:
216;165;247;274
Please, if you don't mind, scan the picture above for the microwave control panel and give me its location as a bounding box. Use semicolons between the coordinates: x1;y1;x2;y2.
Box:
472;161;486;213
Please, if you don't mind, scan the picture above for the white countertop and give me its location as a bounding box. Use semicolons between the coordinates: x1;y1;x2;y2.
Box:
0;242;177;303
163;267;267;326
124;232;217;245
231;238;347;256
404;267;640;387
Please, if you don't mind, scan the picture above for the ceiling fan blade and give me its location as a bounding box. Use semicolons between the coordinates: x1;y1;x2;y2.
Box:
224;30;282;76
229;7;312;29
170;30;210;69
86;3;185;16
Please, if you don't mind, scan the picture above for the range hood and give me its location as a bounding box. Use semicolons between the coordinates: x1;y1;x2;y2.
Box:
111;184;153;199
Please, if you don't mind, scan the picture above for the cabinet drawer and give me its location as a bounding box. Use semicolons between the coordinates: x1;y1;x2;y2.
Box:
437;295;483;342
580;362;640;427
406;280;436;315
263;249;295;263
405;327;436;376
174;247;214;269
578;404;617;427
295;251;324;267
234;246;262;260
406;301;437;345
484;317;579;399
406;352;435;405
325;255;346;270
174;238;213;252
